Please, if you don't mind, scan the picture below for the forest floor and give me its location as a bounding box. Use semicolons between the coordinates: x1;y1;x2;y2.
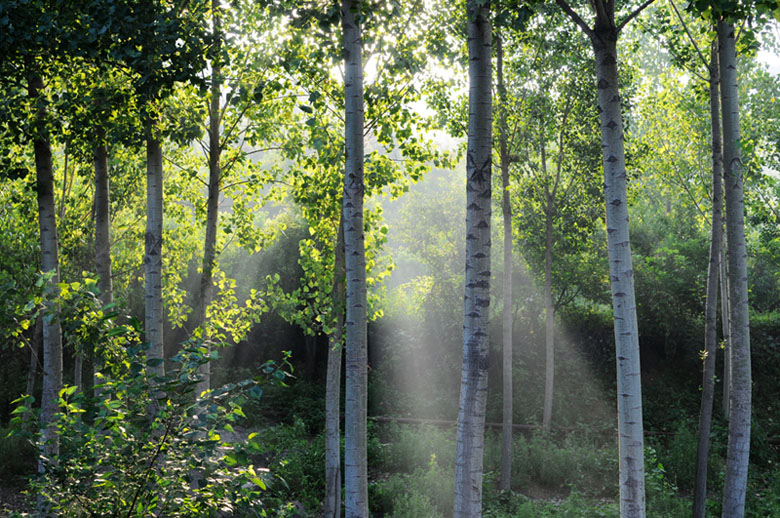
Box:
0;484;30;515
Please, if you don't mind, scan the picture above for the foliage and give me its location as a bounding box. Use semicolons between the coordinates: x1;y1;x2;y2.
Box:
9;323;290;517
249;417;325;514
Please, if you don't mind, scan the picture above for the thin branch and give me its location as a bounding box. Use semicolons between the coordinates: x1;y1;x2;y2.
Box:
617;0;656;33
668;0;709;69
163;157;208;187
555;0;595;40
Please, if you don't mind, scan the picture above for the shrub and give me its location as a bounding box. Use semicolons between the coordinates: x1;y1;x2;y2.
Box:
10;340;290;517
371;423;455;473
253;417;325;513
374;456;453;518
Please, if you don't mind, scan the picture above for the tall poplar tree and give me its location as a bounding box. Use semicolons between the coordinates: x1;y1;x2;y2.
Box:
454;1;492;516
341;0;369;516
718;19;751;518
554;0;655;515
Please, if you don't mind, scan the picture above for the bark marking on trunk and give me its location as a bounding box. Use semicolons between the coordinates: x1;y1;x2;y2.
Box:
454;2;492;516
592;29;645;518
342;1;369;516
718;20;751;518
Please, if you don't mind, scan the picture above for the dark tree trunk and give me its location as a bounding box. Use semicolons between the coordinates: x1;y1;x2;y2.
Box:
496;33;513;492
324;216;346;518
145;125;165;378
693;40;723;518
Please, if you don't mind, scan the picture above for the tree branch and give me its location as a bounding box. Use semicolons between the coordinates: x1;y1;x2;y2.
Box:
668;0;708;69
616;0;656;33
555;0;595;40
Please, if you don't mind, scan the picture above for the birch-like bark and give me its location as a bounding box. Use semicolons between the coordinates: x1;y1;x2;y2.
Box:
719;20;751;518
29;72;63;475
145;124;165;379
555;4;647;514
496;33;513;492
693;41;723;518
324;216;345;518
342;1;368;516
94;143;113;390
592;27;645;518
195;3;222;396
454;2;492;516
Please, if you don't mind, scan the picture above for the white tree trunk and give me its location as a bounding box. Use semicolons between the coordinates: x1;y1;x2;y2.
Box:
718;20;751;518
29;72;63;479
145;127;165;379
592;30;645;518
454;1;492;516
693;40;723;518
342;1;368;516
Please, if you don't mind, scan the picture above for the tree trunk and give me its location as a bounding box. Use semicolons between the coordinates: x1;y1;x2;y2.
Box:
29;73;64;479
196;5;222;396
304;334;317;379
324;216;346;518
145;125;165;379
592;29;645;518
720;239;731;417
24;316;43;424
341;1;368;516
496;33;513;493
454;2;492;516
543;202;554;433
94;143;113;391
718;20;751;518
692;41;723;518
74;356;83;393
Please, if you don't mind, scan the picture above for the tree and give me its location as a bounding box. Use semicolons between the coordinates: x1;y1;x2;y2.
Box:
454;1;492;516
341;0;369;515
495;30;513;492
718;18;751;518
554;0;655;515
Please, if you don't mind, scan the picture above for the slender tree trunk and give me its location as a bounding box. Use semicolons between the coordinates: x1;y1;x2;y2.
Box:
94;143;113;391
195;7;222;395
74;356;83;393
29;73;64;478
324;216;346;518
720;239;731;417
24;316;43;424
496;33;513;492
693;41;723;518
543;202;554;432
341;1;368;516
454;2;492;516
592;28;645;518
718;20;751;518
145;124;165;379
